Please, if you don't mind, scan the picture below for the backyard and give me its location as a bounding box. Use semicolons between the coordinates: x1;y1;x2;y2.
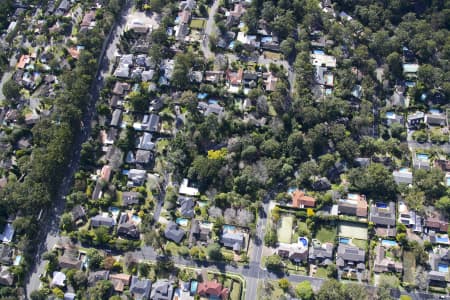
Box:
338;221;368;240
190;19;206;30
277;216;293;243
315;225;337;244
403;251;416;284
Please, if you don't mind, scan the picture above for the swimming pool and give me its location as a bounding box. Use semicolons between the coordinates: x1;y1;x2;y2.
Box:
376;202;387;208
190;280;198;295
109;207;120;214
399;167;409;173
208;99;218;105
287;187;296;194
339;237;350;244
298;237;308;247
446;177;450;187
438;263;448;273
176;218;189;227
436;236;449;244
228;41;235;50
382;240;398;247
223;225;236;232
13;255;21;266
429;108;441;114
416;153;429;160
197;93;208;100
313;49;325;55
385;111;395;118
131;215;141;223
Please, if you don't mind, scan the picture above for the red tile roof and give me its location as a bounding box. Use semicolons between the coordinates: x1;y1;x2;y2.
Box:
292;190;316;208
197;280;229;300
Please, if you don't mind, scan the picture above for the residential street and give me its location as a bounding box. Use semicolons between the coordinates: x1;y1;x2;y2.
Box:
201;0;220;59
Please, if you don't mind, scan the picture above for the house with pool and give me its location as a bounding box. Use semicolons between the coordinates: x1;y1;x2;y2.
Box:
369;201;397;237
337;193;368;218
428;248;449;286
276;237;309;263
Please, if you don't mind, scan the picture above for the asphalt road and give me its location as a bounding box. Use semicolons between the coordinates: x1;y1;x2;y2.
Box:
201;0;220;59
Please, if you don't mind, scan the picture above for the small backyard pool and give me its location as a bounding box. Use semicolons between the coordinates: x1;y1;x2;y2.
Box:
339;237;350;244
416;153;429;160
298;237;308;247
446;177;450;187
438;263;449;273
223;225;236;232
313;49;325;55
190;280;198;295
382;240;398;247
176;218;189;227
436;235;449;244
376;202;387;208
13;255;21;266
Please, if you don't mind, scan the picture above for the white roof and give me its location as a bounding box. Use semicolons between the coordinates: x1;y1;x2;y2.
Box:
311;53;336;68
179;179;199;196
52;271;66;287
0;223;14;243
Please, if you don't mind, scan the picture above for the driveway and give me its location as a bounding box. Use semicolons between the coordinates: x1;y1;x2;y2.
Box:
201;0;220;59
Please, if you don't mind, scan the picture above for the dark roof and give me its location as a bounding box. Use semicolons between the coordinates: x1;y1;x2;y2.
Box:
0;244;12;265
179;196;195;218
150;280;174;300
122;191;141;206
164;222;185;243
337;244;365;263
88;270;110;286
71;205;86;221
130;276;152;299
369;202;396;226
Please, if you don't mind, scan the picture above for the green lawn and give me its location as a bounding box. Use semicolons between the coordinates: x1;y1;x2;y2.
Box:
190;19;206;29
315;267;328;278
403;251;416;283
277;216;293;243
315;226;336;244
352;238;367;251
338;221;368;240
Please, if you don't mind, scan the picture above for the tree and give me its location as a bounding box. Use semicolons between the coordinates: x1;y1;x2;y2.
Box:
87;249;103;270
207;243;222;260
342;282;367;300
265;254;282;271
2;79;21;101
278;278;290;291
316;279;344;300
436;195;450;216
88;280;113;300
30;291;47;300
348;164;397;200
414;169;446;200
264;226;278;247
326;263;337;278
60;212;74;232
71;270;87;290
280;38;296;58
171;52;194;89
295;281;313;300
386;52;402;79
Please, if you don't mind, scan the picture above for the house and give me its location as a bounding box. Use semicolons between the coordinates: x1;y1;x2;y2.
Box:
407;111;425;129
91;215;116;228
110;273;131;292
16;55;31;69
71;205;86;222
80;10;96;30
425;217;448;233
373;245;403;273
428;248;449;283
221;231;245;252
150;280;174;300
291;190;316;208
178;196;195;218
122;191;141;206
58;255;82;270
413;154;430;170
311;52;336;68
309;241;334;265
243;72;258;88
51;271;66;287
197;280;229;300
135;150;153;165
64;292;76;300
312;177;331;191
435;159;450;172
100;165;112;182
164;222;185;243
127;19;150;34
428;270;447;283
0;244;12;265
118;221;140;239
56;0;71;16
315;66;334;86
263;72;278;92
0;267;13;286
130;276;152;299
197;102;224;116
110;109;122;127
92;180;103;201
336;244;366;269
141;114;160;132
128;169;147;186
403;63;419;77
0;223;15;243
236;32;260;50
389;87;406;107
392;169;413;185
137;133;155;151
226;68;243;92
112;82;130;96
370;202;396;237
425;112;447;127
191;220;212;243
88;270;110;286
398;201;422;232
337;194;368;217
179;179;199;197
205;71;224;84
276;239;309;262
354;157;371;167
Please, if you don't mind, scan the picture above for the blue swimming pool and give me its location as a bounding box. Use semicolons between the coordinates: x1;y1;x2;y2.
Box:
399;167;409;172
429;108;441;114
228;41;235;50
438;263;448;273
339;238;350;244
109;207;120;214
223;225;236;232
208;99;218;105
299;237;308;247
190;280;198;295
416;153;429;160
446;177;450;187
385;111;395;118
436;236;449;244
376;202;387;208
13;255;21;266
176;218;188;226
313;49;325;55
132;215;141;223
382;240;398;247
197;93;208;100
287;187;296;194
